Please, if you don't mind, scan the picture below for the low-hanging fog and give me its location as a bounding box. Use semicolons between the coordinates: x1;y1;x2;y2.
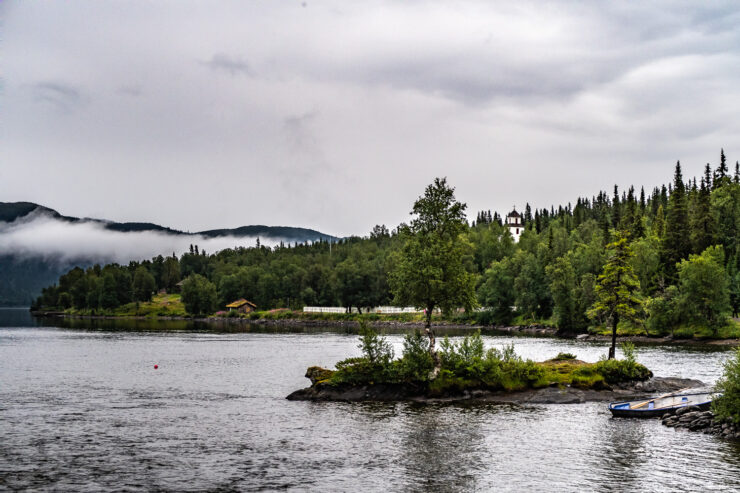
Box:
0;211;284;264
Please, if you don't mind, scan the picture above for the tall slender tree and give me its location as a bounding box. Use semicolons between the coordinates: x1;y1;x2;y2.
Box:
588;232;643;359
662;161;690;281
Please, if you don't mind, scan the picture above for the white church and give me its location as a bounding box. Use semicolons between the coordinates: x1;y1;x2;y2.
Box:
506;208;524;242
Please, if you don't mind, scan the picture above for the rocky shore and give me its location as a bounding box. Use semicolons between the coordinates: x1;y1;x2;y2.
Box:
661;407;740;439
286;374;704;404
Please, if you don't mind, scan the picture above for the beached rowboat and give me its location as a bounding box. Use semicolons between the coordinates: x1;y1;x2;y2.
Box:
609;392;717;418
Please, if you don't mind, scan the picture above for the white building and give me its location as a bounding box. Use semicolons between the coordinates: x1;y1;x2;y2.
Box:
506;208;524;242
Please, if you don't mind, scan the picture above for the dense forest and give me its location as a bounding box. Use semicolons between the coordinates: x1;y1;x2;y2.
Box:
33;151;740;336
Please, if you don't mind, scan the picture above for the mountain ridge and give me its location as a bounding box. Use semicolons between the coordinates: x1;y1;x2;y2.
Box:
0;201;338;242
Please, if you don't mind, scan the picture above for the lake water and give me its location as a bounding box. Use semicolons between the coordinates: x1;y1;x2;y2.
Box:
2;309;740;491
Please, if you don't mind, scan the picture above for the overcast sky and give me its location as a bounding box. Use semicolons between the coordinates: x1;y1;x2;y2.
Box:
2;1;740;237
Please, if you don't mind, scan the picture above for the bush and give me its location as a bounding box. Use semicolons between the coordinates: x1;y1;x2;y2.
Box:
553;352;576;361
331;325;395;385
594;342;652;383
399;330;433;381
713;348;740;424
357;323;394;365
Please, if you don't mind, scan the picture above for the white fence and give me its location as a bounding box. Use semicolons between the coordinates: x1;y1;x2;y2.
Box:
303;306;426;314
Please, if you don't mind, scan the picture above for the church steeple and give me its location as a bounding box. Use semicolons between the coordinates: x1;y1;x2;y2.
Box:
506;207;523;242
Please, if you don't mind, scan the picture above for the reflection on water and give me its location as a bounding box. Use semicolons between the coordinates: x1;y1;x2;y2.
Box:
1;309;740;490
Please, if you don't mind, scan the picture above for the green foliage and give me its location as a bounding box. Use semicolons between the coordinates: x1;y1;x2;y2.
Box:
594;343;652;383
399;330;433;381
546;255;580;331
389;177;478;322
478;258;516;324
662;161;691;282
589;232;643;356
713;348;740;424
181;274;218;316
553;352;577;361
645;285;680;335
677;245;730;330
357;324;394;365
132;266;156;302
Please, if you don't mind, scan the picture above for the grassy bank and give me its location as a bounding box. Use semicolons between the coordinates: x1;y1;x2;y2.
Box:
63;293;188;318
586;319;740;340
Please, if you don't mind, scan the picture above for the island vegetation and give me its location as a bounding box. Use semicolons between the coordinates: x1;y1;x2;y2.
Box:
322;327;650;393
286;326;658;402
32;150;740;342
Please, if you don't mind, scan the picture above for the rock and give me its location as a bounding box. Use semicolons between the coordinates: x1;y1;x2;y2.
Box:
576;334;589;340
305;366;335;385
676;405;701;416
662;412;674;420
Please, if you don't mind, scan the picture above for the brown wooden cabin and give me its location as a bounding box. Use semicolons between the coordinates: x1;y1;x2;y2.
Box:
225;298;257;313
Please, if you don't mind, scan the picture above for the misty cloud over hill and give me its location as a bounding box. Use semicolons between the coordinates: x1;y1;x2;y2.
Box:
0;202;337;305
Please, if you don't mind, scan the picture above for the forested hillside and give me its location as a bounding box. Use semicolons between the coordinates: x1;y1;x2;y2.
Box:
34;151;740;337
0;202;337;305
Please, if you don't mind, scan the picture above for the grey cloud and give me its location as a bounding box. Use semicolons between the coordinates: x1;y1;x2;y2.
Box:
31;82;84;112
4;1;740;237
117;85;142;97
201;54;254;76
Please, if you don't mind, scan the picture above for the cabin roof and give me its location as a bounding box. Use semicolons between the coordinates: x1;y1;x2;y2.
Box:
225;298;257;308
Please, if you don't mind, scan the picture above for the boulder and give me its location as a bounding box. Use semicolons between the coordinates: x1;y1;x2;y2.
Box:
676;405;701;416
305;366;334;385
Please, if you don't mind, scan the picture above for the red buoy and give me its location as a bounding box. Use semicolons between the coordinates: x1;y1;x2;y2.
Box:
154;364;158;369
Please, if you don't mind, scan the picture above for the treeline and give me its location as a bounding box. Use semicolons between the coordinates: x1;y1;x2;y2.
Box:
34;150;740;334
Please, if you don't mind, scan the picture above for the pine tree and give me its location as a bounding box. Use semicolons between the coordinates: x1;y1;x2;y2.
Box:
588;232;643;359
662;161;690;281
652;204;665;238
691;173;715;254
612;185;621;228
717;148;729;186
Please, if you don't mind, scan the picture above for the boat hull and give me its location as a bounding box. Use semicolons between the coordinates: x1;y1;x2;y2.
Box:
609;392;715;418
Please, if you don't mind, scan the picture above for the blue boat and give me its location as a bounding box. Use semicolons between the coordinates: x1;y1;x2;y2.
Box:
609;392;716;418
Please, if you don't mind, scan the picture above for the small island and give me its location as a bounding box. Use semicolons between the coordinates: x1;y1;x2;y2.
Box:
286;328;701;404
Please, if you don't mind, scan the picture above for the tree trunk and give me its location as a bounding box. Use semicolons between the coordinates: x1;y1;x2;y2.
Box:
609;313;619;359
426;306;441;378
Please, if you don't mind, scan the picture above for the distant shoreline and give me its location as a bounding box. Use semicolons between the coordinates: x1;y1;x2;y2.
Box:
29;311;740;345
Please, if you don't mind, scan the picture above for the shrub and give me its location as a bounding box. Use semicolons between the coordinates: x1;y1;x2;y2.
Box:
713;348;740;424
439;331;485;373
399;330;433;381
595;342;652;383
357;323;394;365
553;352;576;361
331;325;395;385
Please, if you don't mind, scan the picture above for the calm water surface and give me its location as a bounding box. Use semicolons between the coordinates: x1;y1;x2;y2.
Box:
2;309;740;491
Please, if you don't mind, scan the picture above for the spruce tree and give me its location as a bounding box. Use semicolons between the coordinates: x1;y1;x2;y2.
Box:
662;161;691;281
691;174;715;254
718;148;729;183
588;232;643;359
612;185;621;228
